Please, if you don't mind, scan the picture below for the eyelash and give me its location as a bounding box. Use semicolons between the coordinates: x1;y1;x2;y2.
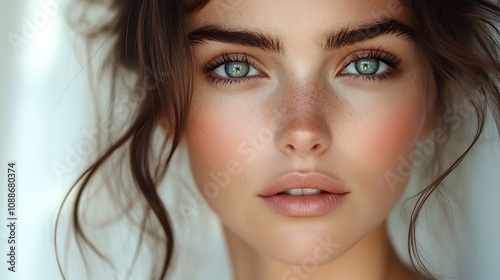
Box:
201;49;402;86
201;52;262;86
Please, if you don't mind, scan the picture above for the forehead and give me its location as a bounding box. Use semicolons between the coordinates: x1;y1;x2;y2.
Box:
188;0;411;31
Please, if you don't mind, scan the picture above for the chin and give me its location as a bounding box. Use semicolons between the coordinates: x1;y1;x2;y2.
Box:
263;240;353;273
249;223;356;265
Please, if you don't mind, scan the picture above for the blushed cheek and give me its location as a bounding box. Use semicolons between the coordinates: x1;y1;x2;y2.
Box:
185;107;254;201
347;99;428;196
373;111;423;164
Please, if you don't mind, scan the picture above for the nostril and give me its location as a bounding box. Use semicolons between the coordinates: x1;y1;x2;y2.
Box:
284;142;324;154
285;144;296;151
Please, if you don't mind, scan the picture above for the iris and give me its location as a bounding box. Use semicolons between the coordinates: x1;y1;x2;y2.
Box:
355;59;380;75
224;62;250;78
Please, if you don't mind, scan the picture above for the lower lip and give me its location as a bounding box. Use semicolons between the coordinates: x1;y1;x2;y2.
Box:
260;193;347;218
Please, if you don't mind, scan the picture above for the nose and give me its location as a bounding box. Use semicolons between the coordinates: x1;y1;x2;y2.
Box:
274;83;332;157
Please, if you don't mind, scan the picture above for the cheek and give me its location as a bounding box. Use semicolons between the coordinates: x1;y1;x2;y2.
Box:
185;101;255;202
357;105;424;172
339;88;432;214
362;110;421;200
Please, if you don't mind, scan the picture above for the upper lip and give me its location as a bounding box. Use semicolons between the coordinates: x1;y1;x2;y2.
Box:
259;172;348;197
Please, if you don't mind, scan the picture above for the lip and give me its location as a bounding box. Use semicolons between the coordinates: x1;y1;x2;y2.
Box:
259;172;349;218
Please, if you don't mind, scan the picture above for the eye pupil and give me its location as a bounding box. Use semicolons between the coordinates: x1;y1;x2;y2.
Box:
355;59;380;75
225;62;250;78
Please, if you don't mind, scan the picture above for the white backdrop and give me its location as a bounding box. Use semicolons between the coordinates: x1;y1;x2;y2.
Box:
1;1;93;279
0;1;499;279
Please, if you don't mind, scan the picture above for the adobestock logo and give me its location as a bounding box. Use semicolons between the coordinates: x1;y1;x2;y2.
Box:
384;95;496;192
51;68;168;181
7;0;70;53
281;235;341;280
201;109;284;198
384;127;448;192
178;109;285;224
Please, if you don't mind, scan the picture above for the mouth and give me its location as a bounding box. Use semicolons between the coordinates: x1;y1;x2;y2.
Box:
259;173;349;218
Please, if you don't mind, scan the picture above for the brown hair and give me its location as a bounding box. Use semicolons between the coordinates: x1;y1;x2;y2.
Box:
55;0;500;279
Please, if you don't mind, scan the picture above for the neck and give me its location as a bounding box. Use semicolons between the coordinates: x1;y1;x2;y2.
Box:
224;223;417;280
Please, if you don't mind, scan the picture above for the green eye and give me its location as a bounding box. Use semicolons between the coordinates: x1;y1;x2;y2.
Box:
225;62;250;78
342;58;389;76
214;62;261;79
355;59;380;75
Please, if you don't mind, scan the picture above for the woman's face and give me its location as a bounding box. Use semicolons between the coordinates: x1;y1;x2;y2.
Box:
185;0;436;264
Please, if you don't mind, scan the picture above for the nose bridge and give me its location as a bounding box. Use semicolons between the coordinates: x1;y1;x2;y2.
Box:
274;79;332;156
281;80;326;127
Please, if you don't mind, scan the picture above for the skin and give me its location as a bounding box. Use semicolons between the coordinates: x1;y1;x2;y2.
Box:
183;0;436;279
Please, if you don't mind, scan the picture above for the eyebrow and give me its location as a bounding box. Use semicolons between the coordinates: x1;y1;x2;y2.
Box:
324;19;414;50
188;25;284;53
188;18;414;53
